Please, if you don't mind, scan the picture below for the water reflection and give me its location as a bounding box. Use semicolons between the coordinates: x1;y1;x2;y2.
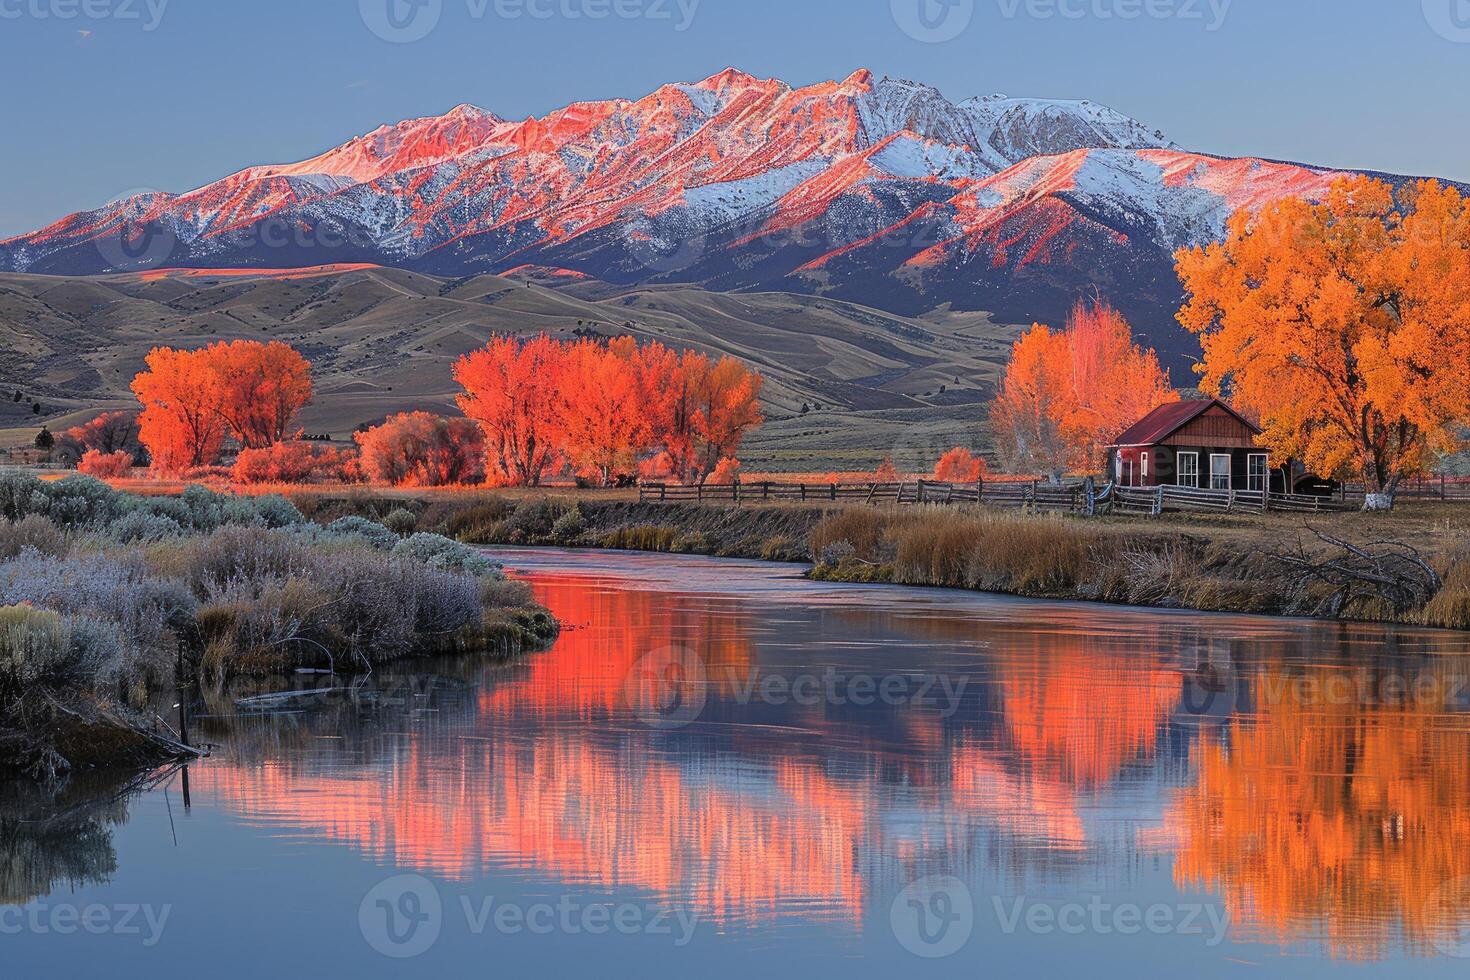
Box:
15;551;1470;966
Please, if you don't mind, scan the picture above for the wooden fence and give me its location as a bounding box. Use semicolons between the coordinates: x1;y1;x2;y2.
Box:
640;479;1351;516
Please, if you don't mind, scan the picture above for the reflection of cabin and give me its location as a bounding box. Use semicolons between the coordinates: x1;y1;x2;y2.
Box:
1106;398;1285;493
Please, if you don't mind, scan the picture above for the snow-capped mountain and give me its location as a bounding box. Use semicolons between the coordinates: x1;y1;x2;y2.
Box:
0;68;1446;346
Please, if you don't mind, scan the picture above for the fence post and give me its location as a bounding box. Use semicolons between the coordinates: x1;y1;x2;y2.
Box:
977;477;983;504
764;481;770;501
660;484;667;502
917;480;926;504
1084;476;1096;518
1443;474;1448;500
1154;485;1164;517
697;484;704;503
831;483;837;501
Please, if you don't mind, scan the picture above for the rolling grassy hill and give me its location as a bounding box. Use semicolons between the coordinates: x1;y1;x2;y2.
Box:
0;264;1019;471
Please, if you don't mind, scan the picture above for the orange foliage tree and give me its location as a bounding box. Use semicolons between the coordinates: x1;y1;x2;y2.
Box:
991;302;1174;483
1176;177;1470;509
689;355;764;482
132;347;228;473
933;447;986;483
354;412;484;487
454;335;566;487
131;341;314;474
210;340;313;448
455;334;764;487
60;411;140;462
559;339;653;486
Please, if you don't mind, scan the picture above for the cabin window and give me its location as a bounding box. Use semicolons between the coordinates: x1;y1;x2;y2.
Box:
1210;454;1232;490
1248;454;1269;493
1141;452;1149;482
1177;452;1199;488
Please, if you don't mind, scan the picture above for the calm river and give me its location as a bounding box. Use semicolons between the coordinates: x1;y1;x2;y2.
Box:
6;548;1470;977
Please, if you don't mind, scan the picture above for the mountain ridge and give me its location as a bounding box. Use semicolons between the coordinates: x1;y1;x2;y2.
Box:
2;68;1462;361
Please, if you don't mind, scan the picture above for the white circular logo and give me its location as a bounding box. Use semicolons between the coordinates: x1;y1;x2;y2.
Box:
622;213;707;275
623;645;709;729
1425;876;1470;957
890;875;974;958
1424;0;1470;42
891;0;974;43
95;188;177;273
359;874;443;958
360;0;443;43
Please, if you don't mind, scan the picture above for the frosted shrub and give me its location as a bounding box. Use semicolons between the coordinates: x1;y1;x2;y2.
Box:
383;508;418;536
111;510;184;544
221;493;303;529
39;475;122;529
0;470;48;522
179;484;228;531
0;549;194;678
392;533;503;577
325;516;399;551
0;516;67;559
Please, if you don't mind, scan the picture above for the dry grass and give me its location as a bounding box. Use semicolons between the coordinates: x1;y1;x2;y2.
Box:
809;502;1470;628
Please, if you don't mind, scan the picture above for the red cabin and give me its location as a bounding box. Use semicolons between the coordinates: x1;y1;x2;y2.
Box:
1106;398;1283;493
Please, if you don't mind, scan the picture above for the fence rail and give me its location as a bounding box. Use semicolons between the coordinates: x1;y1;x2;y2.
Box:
640;479;1353;516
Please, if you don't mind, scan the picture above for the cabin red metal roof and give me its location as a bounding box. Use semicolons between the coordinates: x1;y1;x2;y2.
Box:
1108;398;1261;447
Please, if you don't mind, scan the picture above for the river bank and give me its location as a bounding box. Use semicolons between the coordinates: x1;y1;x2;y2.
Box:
282;488;1470;632
0;472;558;782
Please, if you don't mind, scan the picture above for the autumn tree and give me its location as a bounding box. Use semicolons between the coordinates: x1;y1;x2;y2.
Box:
60;411;141;462
132;347;227;473
990;324;1081;483
991;303;1174;483
689;354;764;482
355;413;483;487
1176;177;1470;509
454;336;565;486
559;339;652;486
210;340;313;448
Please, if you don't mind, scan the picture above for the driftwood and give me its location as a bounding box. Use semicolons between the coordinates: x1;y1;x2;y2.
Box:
1274;528;1443;618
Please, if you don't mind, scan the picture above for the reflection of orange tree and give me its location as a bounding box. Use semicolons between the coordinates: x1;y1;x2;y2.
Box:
994;636;1181;787
1166;664;1470;960
192;738;869;928
477;574;756;721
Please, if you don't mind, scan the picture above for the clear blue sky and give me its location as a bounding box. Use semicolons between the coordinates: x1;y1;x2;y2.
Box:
2;0;1466;236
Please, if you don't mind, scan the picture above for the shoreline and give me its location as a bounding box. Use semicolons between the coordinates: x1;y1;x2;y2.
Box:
285;491;1469;633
